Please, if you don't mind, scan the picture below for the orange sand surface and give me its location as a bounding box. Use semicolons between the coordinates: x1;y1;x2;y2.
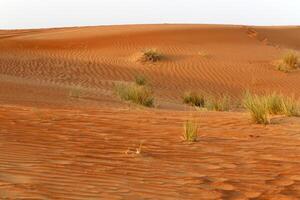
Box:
0;24;300;199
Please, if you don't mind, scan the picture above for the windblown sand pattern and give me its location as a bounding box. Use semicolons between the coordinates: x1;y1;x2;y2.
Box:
0;24;300;199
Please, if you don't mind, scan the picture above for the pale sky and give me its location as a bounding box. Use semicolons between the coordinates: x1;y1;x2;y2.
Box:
0;0;299;29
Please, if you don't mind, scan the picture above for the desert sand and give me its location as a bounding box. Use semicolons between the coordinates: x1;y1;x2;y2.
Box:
0;24;300;199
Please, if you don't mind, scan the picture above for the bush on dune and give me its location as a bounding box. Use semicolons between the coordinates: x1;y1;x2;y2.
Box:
183;92;205;107
277;52;299;72
243;91;300;124
134;74;147;86
205;95;231;111
114;83;154;107
139;49;162;62
243;92;270;124
183;92;231;111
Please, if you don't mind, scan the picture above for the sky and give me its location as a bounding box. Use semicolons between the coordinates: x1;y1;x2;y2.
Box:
0;0;299;29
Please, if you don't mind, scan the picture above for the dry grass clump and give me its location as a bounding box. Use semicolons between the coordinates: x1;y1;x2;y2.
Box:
205;95;231;111
265;93;285;115
182;120;199;142
183;92;205;107
134;74;147;86
243;92;270;124
183;92;231;111
281;96;300;117
69;86;83;98
277;52;299;72
265;93;299;117
114;83;154;107
140;49;162;62
243;91;300;124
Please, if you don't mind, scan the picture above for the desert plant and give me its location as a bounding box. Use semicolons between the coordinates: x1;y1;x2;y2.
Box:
205;95;231;111
182;120;199;142
114;83;154;107
183;92;205;107
281;96;300;117
140;49;162;62
283;52;298;69
243;92;270;124
277;52;299;72
69;87;83;98
265;93;285;115
134;74;147;86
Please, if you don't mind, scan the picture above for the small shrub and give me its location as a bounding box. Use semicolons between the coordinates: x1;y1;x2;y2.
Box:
114;83;154;107
134;74;147;86
243;92;270;124
140;49;162;62
182;120;198;142
205;95;231;111
183;92;205;107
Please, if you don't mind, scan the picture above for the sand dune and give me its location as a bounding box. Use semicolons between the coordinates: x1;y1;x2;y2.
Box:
0;24;300;199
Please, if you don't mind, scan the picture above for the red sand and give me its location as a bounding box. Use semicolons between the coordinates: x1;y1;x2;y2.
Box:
0;24;300;199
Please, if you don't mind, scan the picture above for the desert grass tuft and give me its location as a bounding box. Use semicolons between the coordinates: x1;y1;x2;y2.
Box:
277;52;299;72
205;95;231;111
69;86;83;98
265;93;285;115
183;92;205;107
281;96;300;117
134;74;147;86
140;49;162;62
243;92;270;124
283;52;298;69
114;83;154;107
243;91;300;124
182;120;199;142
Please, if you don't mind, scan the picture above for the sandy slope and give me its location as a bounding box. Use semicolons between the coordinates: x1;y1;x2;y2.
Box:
0;24;300;199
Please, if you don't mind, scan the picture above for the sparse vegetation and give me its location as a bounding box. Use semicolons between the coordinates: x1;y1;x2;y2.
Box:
281;96;300;117
283;52;298;69
243;91;300;124
205;95;231;111
134;74;147;86
182;120;199;142
114;82;154;107
243;92;270;124
69;87;83;98
125;141;144;155
183;92;205;107
277;52;299;72
140;49;162;62
183;92;231;111
265;93;285;115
